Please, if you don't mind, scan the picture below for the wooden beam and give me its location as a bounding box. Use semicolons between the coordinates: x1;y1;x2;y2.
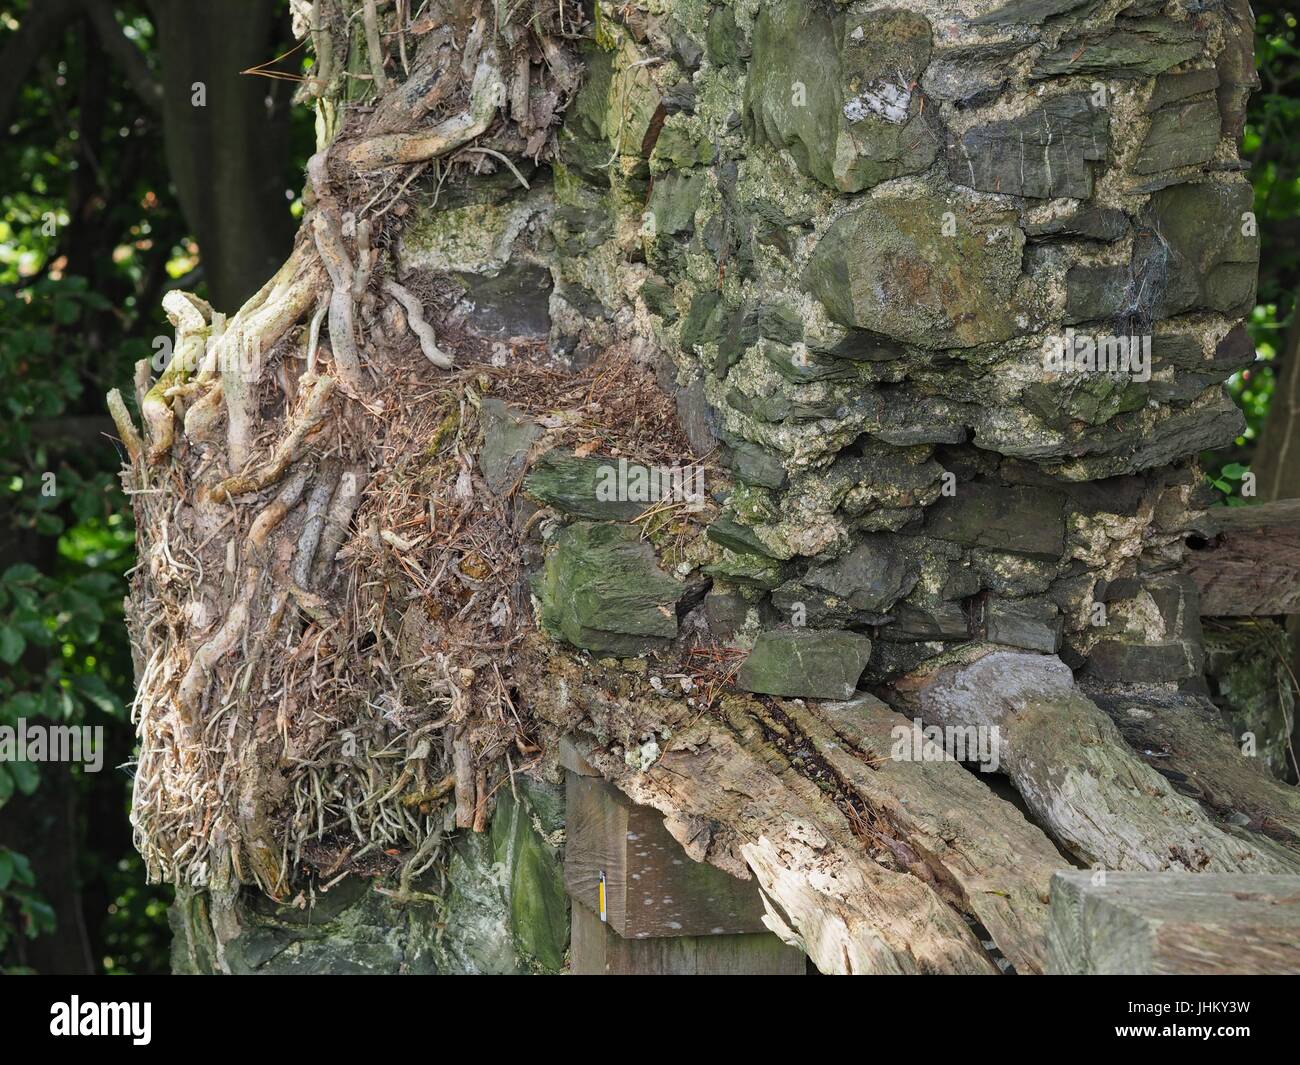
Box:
1186;500;1300;615
1190;499;1300;536
1048;870;1300;974
1085;687;1300;857
788;695;1064;974
890;646;1300;875
571;903;805;975
574;723;1001;974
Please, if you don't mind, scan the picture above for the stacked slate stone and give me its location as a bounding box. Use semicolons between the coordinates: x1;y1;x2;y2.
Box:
534;0;1257;703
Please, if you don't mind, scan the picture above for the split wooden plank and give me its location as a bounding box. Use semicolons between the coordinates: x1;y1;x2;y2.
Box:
1186;500;1300;616
1047;870;1300;974
795;694;1068;974
570;902;806;975
891;646;1300;875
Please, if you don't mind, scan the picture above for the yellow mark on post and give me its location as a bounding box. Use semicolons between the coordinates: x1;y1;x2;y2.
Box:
598;871;607;923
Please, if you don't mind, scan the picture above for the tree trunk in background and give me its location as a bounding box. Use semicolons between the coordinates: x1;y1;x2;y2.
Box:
1253;289;1300;504
1250;290;1300;754
149;0;297;312
119;0;1291;974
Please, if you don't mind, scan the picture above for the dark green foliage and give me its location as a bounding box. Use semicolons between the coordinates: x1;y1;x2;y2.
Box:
0;0;306;974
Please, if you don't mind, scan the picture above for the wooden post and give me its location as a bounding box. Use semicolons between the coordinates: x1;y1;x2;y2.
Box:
571;903;806;975
1048;870;1300;974
560;738;806;974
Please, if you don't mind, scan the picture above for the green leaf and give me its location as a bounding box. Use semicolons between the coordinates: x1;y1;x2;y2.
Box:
8;760;38;796
0;628;25;665
52;297;81;325
72;674;120;715
0;850;13;891
8;851;34;886
33;512;64;536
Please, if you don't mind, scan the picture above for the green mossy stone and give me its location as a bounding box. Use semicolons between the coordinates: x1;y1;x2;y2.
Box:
703;549;788;590
1023;373;1149;428
1032;18;1203;79
647;168;708;237
652;121;716;171
706;516;776;557
705;4;742;68
736;628;873;700
744;1;937;193
536;521;682;655
524;452;648;520
680;289;725;349
640;275;679;320
491;781;568;973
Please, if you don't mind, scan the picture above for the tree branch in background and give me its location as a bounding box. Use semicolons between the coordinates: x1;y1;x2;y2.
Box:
0;0;79;131
82;0;163;114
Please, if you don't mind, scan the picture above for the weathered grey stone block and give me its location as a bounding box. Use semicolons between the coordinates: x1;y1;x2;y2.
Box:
947;95;1109;200
744;1;938;194
1031;17;1203;79
925;483;1067;560
1135;97;1220;174
806;190;1025;348
986;596;1063;652
479;399;542;494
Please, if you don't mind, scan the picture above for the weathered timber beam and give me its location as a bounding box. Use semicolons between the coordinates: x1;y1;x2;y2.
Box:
1048;870;1300;974
791;695;1067;974
570;904;806;976
572;719;1000;975
1186;500;1300;615
564;771;772;939
1190;499;1300;536
890;647;1300;875
1084;687;1300;857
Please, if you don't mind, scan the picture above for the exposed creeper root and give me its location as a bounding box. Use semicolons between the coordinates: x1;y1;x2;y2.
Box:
116;1;585;898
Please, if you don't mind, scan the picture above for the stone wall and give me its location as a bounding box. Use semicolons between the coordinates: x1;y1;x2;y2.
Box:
526;0;1259;704
163;0;1271;970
